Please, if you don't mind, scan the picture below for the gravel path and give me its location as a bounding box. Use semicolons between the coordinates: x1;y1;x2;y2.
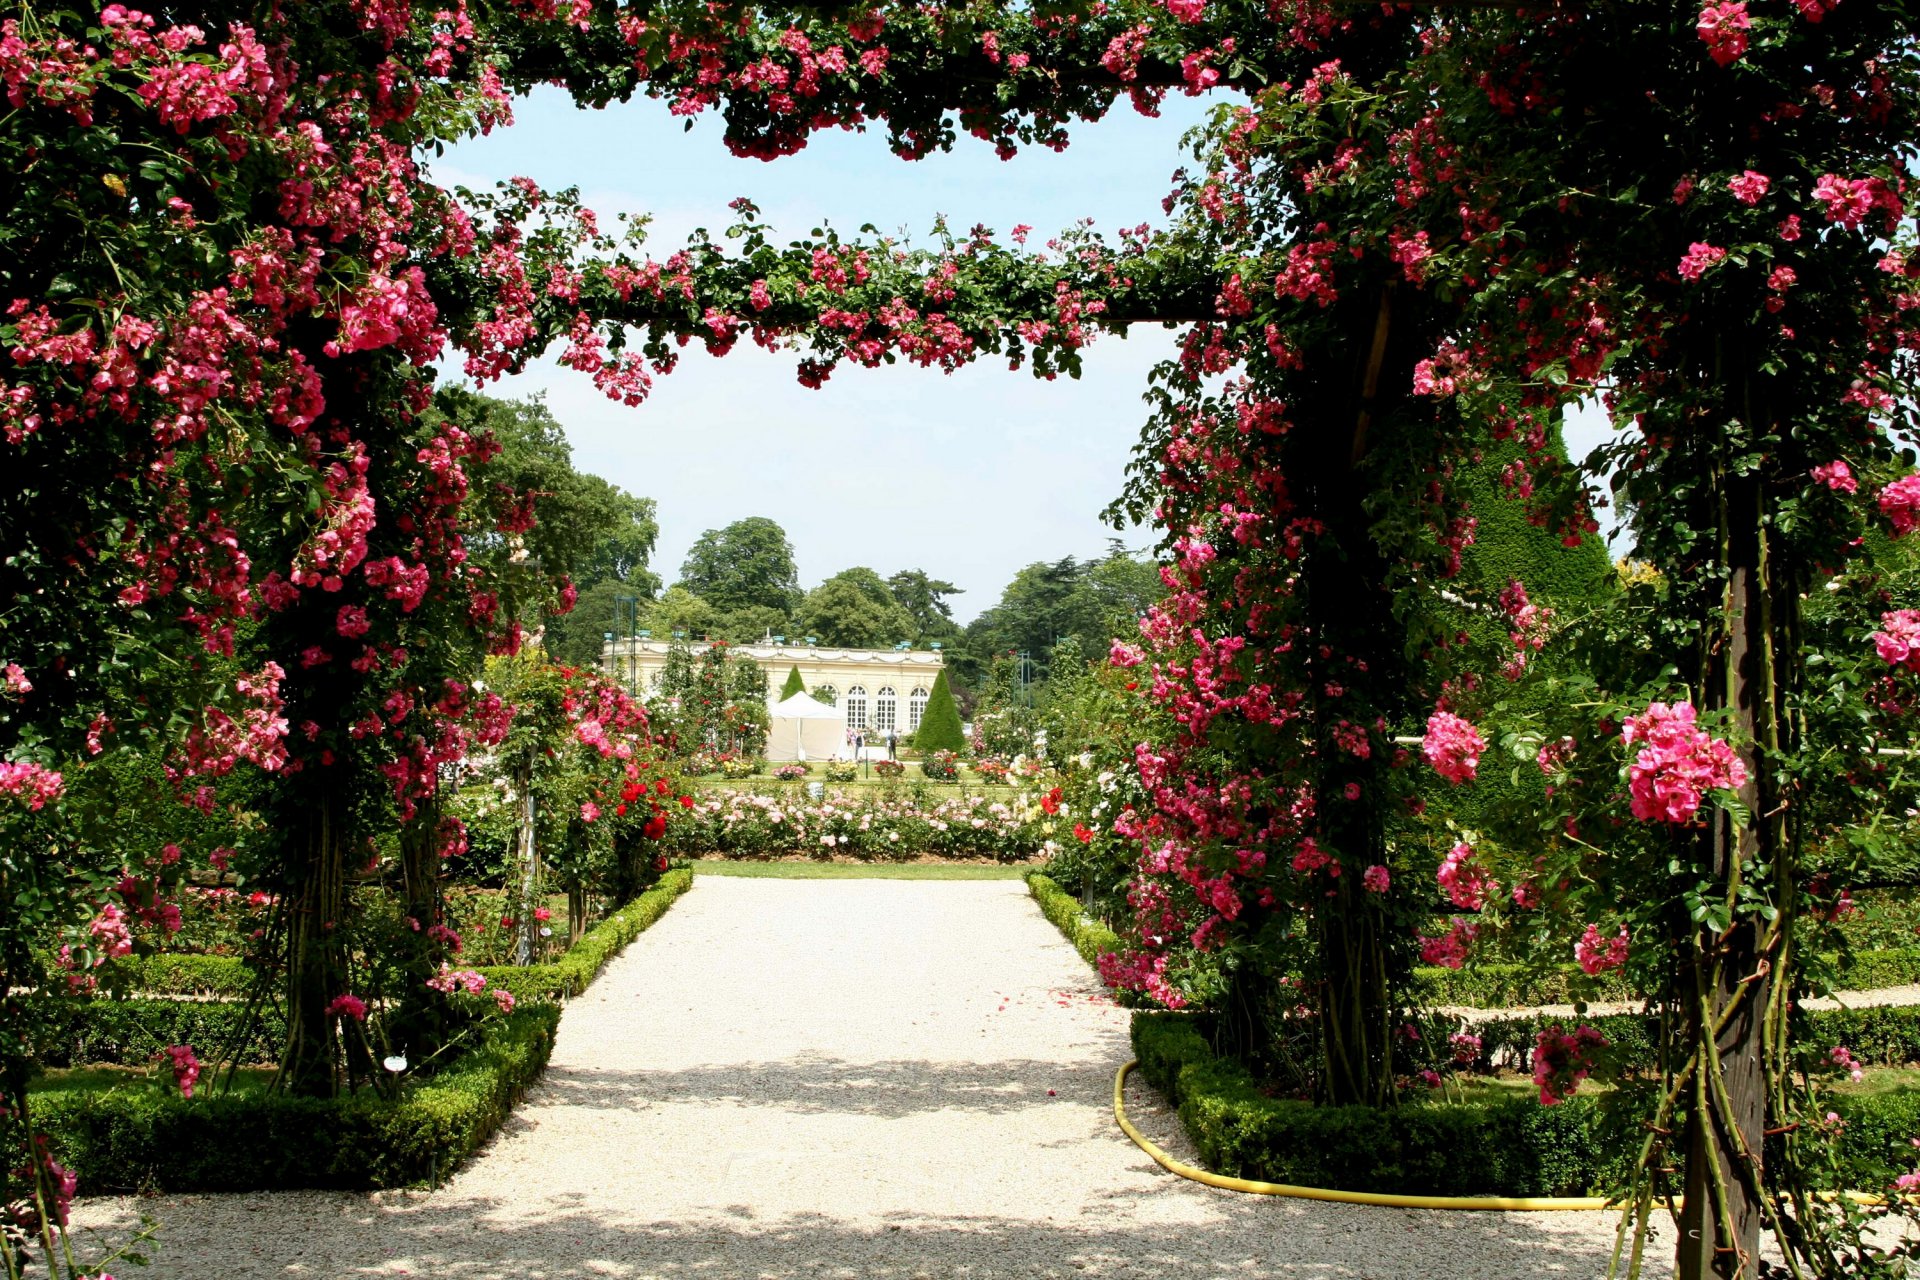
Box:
70;878;1655;1278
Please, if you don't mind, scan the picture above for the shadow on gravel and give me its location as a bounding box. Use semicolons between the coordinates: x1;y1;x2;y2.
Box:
92;1195;1628;1280
538;1053;1109;1117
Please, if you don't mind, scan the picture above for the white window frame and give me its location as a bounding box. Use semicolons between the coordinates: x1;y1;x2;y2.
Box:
908;687;930;731
845;685;868;730
875;686;897;733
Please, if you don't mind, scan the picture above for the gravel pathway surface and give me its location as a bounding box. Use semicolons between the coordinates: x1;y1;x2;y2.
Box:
70;878;1656;1278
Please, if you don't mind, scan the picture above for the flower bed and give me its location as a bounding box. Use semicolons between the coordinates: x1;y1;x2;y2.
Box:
672;788;1057;862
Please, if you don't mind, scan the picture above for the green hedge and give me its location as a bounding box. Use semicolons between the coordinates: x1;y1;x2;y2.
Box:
474;867;691;1001
23;995;282;1068
1833;946;1920;992
1411;963;1634;1007
1460;1002;1920;1074
114;953;256;996
24;869;691;1071
1414;946;1920;1009
36;1005;561;1192
1132;1012;1618;1195
1027;872;1123;970
1133;1012;1920;1196
88;870;694;1005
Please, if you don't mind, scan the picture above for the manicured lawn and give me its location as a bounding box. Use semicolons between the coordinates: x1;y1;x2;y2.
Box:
692;859;1029;880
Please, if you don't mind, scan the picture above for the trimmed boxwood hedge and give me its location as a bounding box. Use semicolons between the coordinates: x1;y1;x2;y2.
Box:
1462;1002;1920;1074
28;870;695;1069
35;1005;561;1192
23;869;693;1193
1027;872;1124;970
1134;1012;1920;1196
96;868;694;1004
23;994;282;1068
1133;1012;1619;1195
1412;962;1633;1007
114;953;255;997
1413;946;1920;1009
475;867;691;1001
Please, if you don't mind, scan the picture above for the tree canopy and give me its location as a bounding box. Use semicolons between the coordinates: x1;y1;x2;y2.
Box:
677;518;803;620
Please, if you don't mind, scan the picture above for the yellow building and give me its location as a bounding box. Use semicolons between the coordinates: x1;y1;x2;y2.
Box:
600;637;946;737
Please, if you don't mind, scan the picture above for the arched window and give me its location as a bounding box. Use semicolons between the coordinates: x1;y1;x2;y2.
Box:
845;685;868;730
908;687;930;731
875;686;898;733
812;684;837;707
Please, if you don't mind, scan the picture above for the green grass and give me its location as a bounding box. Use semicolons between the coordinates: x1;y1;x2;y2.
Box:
1835;1065;1920;1099
692;859;1028;880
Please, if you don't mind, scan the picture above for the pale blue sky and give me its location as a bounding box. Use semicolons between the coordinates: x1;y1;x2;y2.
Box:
435;89;1617;622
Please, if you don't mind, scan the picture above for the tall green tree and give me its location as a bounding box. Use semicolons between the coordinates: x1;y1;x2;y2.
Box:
779;665;806;699
796;567;916;649
959;546;1162;681
677;517;801;618
886;569;964;647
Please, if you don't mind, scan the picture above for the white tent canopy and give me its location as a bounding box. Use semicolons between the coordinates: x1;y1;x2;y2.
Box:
767;691;844;761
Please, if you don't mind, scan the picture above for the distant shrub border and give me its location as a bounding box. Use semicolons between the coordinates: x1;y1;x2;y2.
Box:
37;1005;562;1193
475;867;692;1001
24;993;281;1068
1412;946;1920;1008
1025;872;1149;1009
96;868;694;1004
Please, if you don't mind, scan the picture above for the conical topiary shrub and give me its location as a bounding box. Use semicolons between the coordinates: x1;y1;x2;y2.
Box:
914;669;965;754
779;665;805;700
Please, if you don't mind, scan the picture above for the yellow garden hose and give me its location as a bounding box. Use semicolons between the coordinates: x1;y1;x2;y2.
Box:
1113;1060;1614;1211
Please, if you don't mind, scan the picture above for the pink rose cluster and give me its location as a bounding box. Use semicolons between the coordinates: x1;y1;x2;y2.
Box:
1881;475;1920;537
1876;611;1920;672
0;759;65;810
1811;460;1857;493
1695;2;1750;66
324;992;368;1022
1677;241;1727;281
1573;923;1629;976
1419;918;1478;969
1437;841;1493;910
163;1043;201;1099
1621;701;1747;824
1423;711;1485;786
1534;1023;1608;1105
